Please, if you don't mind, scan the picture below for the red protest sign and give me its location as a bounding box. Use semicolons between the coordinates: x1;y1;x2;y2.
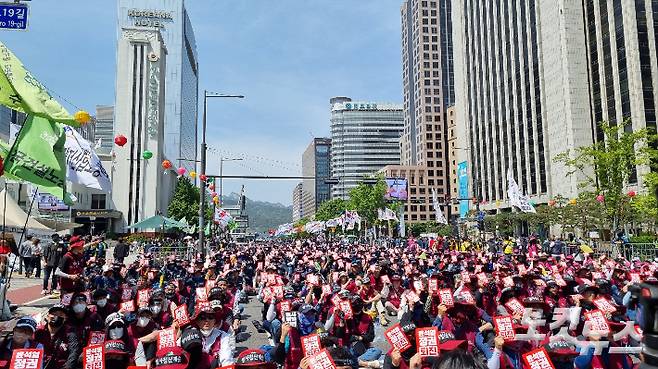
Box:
307;349;337;369
416;327;440;357
380;275;391;284
120;300;135;313
87;331;106;346
502;276;514;288
438;289;454;307
121;288;132;302
428;278;439;293
157;328;177;351
9;349;43;369
476;273;489;284
593;298;617;314
459;291;476;305
82;344;104;369
322;285;332;295
504;298;525;316
522;347;555;369
494;316;515;341
384;324;412;352
280;300;292;313
413;280;423;293
195;287;208;302
137;289;150;308
338;300;353;319
630;273;641;283
173;304;190;326
405;291;420;304
585;310;610;336
307;274;320;286
301;333;322;357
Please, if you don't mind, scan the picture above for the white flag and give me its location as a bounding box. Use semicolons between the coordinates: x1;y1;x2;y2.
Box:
63;126;112;192
9;123;20;145
431;188;448;224
507;171;536;213
385;208;398;222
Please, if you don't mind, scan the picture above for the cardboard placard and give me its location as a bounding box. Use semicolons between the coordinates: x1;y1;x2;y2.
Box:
459;291;476;305
173;304;190;326
195;287;208;302
157;328;177;351
120;300;135;313
9;349;43;369
301;333;322;357
280;300;292;313
283;311;298;328
428;278;439;293
384;324;412;352
82;344;104;369
322;285;332;295
137;289;150;308
592;298;617;314
477;273;489;284
307;349;337;369
502;276;514;288
338;300;353;319
522;347;555;369
585;309;610;336
504;298;525;316
494;316;515;341
438;289;454;307
416;327;440;357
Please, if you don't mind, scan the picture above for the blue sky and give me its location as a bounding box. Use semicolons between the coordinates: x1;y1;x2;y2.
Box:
3;0;404;205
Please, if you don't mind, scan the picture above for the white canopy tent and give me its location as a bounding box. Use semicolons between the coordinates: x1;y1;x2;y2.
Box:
0;189;52;233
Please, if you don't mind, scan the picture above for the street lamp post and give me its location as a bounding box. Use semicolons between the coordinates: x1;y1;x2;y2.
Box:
199;91;244;256
214;157;242;237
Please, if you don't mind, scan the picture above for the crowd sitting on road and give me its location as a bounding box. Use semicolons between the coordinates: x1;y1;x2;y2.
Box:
0;233;653;369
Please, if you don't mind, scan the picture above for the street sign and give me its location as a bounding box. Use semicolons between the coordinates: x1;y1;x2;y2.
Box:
0;3;28;31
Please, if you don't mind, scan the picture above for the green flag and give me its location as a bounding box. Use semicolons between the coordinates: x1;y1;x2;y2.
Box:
4;115;72;204
204;222;210;236
0;42;78;126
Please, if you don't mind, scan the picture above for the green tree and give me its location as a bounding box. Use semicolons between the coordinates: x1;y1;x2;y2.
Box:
555;120;658;232
168;176;205;226
315;198;347;221
347;177;387;225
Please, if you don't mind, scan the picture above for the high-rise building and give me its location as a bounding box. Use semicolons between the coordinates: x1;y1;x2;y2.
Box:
330;97;404;200
398;0;454;223
581;0;658;189
292;183;304;222
95;105;115;155
117;0;199;170
302;138;331;219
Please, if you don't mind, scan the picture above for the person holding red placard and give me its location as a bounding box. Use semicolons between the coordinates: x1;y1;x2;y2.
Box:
35;304;80;369
127;307;157;356
68;292;104;346
0;316;43;369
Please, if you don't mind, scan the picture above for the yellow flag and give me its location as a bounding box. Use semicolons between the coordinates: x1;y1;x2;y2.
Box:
0;42;78;126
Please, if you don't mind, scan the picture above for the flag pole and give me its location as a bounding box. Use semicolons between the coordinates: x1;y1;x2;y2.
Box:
1;187;39;319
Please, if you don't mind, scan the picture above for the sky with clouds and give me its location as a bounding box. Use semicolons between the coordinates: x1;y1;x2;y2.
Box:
2;0;404;205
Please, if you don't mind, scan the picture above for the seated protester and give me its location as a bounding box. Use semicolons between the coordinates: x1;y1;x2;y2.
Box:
68;292;104;345
35;304;80;369
433;297;494;355
0;317;43;369
128;307;157;352
105;312;135;353
383;318;417;369
193;305;234;369
270;321;303;369
358;275;388;326
150;290;173;328
93;289;116;322
384;275;404;317
104;339;131;369
341;297;380;364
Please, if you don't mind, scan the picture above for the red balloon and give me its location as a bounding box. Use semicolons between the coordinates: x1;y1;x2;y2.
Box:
162;160;172;170
596;194;605;203
114;135;127;147
628;190;636;198
199;174;207;182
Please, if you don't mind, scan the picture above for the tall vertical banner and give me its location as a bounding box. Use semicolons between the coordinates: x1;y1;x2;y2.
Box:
431;188;448;224
398;205;405;237
457;162;469;218
507;171;536;213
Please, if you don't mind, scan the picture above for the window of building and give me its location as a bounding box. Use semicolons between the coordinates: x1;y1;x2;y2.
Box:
91;194;106;210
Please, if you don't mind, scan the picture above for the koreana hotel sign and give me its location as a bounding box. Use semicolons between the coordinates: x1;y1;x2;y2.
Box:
127;9;173;28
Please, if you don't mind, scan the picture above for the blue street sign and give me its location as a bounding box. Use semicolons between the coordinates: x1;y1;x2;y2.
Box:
0;3;28;31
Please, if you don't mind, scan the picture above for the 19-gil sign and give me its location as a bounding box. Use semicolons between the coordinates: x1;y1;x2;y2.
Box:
0;3;29;30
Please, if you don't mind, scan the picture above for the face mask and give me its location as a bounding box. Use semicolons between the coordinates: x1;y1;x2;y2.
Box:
96;299;107;308
109;327;123;340
12;332;28;345
137;317;150;328
150;305;162;315
49;316;64;328
73;304;86;314
200;328;213;337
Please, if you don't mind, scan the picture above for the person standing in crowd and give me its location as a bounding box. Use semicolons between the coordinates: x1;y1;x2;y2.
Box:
55;236;86;294
18;235;33;277
30;238;42;279
113;238;129;264
42;234;67;295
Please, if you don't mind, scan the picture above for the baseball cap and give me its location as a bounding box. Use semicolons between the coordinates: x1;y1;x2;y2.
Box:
437;331;468;352
153;347;190;369
235;349;276;369
105;312;125;327
48;303;68;314
104;340;128;355
543;339;578;358
14;316;37;333
69;236;81;244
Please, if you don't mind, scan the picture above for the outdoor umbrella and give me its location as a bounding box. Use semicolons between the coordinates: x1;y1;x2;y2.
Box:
126;215;187;230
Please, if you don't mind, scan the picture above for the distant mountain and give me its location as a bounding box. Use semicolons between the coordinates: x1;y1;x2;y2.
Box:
221;193;292;234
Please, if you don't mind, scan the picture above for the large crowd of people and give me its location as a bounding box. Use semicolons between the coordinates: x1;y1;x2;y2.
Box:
0;234;653;369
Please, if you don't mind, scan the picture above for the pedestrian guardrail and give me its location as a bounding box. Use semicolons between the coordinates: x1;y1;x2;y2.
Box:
146;244;197;263
563;242;657;261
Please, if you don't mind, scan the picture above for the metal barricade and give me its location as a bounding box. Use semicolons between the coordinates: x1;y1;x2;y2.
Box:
619;243;658;261
147;244;197;263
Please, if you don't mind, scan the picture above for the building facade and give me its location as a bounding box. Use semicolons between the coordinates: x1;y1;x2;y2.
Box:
292;183;304;222
330;97;404;200
581;0;658;189
94;105;115;155
301;138;331;219
117;0;199;170
399;0;455;223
